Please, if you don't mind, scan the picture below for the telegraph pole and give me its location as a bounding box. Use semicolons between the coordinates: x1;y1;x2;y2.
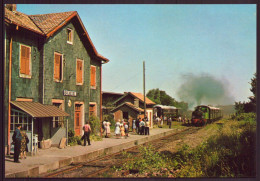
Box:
143;61;146;118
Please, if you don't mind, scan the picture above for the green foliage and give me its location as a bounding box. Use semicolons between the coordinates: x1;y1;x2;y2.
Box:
89;115;101;135
68;129;82;146
146;88;188;112
120;144;174;177
234;73;256;113
172;117;256;177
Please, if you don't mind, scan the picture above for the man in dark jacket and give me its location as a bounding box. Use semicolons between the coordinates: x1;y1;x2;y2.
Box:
136;118;140;134
13;124;22;163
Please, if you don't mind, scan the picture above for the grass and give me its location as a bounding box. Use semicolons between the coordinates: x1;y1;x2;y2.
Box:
116;113;256;178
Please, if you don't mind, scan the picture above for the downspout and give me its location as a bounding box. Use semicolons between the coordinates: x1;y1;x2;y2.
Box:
100;64;102;137
7;35;13;155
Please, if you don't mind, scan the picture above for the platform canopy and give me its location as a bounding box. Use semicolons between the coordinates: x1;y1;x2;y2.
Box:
11;101;70;118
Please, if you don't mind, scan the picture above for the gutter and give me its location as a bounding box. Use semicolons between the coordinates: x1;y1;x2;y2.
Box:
7;35;12;155
100;65;102;137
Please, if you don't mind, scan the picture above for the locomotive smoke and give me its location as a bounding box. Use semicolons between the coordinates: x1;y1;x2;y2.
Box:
177;73;235;109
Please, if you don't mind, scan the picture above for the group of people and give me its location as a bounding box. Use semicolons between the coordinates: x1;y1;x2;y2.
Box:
114;119;129;139
132;117;150;135
12;124;29;163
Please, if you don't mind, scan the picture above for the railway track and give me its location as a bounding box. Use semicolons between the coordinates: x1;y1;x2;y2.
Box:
42;127;200;178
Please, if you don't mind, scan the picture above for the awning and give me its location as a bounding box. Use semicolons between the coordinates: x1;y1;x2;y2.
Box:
11;101;70;118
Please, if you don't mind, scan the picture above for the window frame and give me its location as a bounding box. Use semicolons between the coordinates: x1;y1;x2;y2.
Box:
67;28;73;45
76;58;84;85
53;52;63;82
89;102;97;117
52;99;65;128
19;44;32;78
90;65;96;89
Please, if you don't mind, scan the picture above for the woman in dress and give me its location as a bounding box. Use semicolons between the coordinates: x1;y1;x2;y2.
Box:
120;124;125;138
105;121;111;138
114;120;121;139
132;119;136;133
20;126;29;159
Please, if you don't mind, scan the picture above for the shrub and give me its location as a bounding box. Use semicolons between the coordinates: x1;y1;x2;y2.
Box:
89;115;101;135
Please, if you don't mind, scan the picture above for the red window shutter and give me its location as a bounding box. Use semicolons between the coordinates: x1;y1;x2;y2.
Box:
77;60;83;84
54;54;61;80
90;66;96;87
25;47;30;75
20;46;30;75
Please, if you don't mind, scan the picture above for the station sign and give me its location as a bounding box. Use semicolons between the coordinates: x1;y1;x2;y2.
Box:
63;90;77;97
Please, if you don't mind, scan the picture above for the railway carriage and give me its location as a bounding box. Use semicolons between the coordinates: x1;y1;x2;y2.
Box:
153;105;179;120
191;105;222;126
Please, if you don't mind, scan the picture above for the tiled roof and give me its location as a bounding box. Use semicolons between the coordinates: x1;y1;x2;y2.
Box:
130;92;155;105
111;102;144;113
5;7;43;35
5;7;109;63
29;11;76;35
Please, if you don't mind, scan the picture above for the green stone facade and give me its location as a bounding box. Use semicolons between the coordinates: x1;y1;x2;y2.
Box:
4;17;103;147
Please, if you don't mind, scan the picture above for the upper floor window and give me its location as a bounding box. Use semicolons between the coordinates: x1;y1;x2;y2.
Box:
67;28;73;44
20;44;31;78
54;52;63;82
76;59;83;85
90;65;96;89
89;103;96;117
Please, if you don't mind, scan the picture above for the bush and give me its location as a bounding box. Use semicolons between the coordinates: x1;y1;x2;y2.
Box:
68;129;82;146
89;115;101;135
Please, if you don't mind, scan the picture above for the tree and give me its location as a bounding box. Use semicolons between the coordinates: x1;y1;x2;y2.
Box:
234;73;256;113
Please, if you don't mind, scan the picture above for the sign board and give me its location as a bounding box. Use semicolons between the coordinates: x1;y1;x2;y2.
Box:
63;90;77;97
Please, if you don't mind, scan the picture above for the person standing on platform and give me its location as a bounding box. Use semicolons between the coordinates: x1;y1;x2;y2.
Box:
136;118;140;134
132;119;136;133
105;121;111;138
82;121;91;146
20;126;29;159
12;124;22;163
145;119;150;135
115;120;121;139
168;117;172;129
140;119;145;135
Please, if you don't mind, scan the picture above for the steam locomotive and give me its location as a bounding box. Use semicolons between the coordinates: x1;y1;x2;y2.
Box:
191;105;222;126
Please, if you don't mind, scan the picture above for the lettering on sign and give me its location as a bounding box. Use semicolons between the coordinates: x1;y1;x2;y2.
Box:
63;90;77;97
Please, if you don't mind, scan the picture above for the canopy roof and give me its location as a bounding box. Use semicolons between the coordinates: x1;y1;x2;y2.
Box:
11;101;70;118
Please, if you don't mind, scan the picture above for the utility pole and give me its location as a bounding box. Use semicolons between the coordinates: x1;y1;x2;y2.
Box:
143;61;146;118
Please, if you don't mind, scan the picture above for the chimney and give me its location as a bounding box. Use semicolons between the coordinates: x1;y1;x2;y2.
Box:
134;98;139;108
6;4;17;11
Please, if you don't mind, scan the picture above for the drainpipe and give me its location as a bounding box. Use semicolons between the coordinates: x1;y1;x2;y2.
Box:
100;64;102;137
7;35;13;155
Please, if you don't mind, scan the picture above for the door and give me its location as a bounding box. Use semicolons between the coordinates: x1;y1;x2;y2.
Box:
75;104;82;136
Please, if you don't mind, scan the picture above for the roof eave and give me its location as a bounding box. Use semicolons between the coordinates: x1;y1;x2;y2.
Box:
5;18;45;36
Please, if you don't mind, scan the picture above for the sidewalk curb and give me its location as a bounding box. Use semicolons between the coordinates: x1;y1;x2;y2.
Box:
5;128;177;178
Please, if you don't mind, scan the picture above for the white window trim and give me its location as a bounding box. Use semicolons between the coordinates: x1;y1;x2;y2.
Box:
76;58;84;85
67;28;73;45
19;44;32;79
89;102;97;117
90;65;96;89
53;52;64;83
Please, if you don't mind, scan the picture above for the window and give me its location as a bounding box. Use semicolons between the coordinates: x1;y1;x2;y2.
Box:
89;103;96;117
11;109;32;131
52;103;64;128
20;44;31;78
76;59;83;85
52;100;64;128
67;28;73;44
54;53;63;82
90;66;96;89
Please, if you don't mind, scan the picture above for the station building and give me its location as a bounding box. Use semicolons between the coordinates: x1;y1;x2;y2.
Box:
111;92;155;128
4;4;109;154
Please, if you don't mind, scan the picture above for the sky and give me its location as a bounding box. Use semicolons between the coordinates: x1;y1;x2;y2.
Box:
16;4;256;106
